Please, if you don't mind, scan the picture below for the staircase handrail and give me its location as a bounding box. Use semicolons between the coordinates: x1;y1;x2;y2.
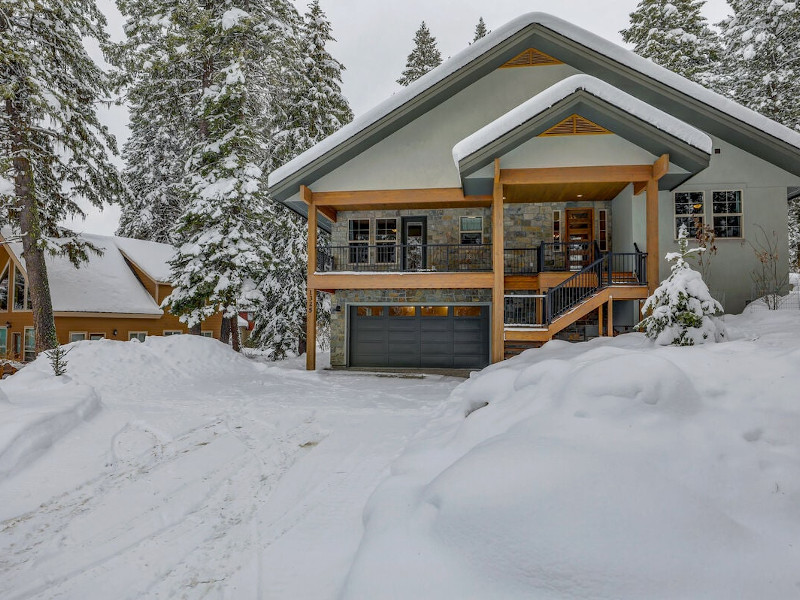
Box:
545;254;608;324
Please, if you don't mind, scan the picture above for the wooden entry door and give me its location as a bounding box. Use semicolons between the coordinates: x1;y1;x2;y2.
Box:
565;208;594;269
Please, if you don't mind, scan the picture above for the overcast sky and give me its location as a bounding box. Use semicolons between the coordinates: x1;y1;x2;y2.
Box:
73;0;733;236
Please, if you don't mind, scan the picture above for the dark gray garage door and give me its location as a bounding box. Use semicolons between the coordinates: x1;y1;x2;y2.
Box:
349;305;490;369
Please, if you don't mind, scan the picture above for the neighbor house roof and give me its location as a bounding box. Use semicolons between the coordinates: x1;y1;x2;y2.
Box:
113;236;175;284
3;234;174;315
267;12;800;211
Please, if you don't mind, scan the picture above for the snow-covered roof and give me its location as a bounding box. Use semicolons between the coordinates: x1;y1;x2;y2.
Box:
453;75;713;167
3;234;172;315
267;12;800;203
113;236;175;283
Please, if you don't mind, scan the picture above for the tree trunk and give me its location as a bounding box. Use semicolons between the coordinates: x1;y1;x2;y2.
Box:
8;96;58;353
220;316;231;344
190;322;202;335
229;315;241;352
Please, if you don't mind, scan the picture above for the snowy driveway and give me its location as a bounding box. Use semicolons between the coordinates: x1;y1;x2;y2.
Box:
0;340;462;599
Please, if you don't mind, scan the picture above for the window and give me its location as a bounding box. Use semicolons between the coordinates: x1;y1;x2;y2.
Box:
552;210;561;243
128;331;147;342
375;218;397;263
421;306;448;317
348;219;370;264
388;306;416;317
454;306;482;317
598;209;608;252
12;265;31;311
460;217;483;245
163;330;183;336
23;327;35;362
89;333;105;341
201;331;213;338
69;332;87;343
674;191;705;238
712;190;743;238
0;326;6;356
356;306;383;317
0;263;8;311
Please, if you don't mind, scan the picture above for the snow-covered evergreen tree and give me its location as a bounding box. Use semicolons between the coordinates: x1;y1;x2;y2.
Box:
397;21;442;86
0;0;123;352
621;0;721;87
250;0;350;358
637;225;726;346
472;17;489;42
718;0;800;128
789;197;800;271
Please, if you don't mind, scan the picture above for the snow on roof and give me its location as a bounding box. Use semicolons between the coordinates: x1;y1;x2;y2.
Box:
453;74;713;166
267;12;800;192
4;235;168;315
113;236;175;283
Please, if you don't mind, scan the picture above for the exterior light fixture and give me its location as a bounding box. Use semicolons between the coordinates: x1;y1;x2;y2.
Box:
577;194;583;198
112;329;118;336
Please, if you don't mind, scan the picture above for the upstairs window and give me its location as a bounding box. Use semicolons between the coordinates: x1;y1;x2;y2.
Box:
598;209;608;252
460;217;483;245
348;219;369;264
375;218;397;264
552;210;561;243
12;265;31;310
674;191;704;238
712;190;743;238
0;263;8;311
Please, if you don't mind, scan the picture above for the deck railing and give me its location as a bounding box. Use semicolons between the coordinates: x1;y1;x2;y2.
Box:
316;243;493;273
504;294;547;328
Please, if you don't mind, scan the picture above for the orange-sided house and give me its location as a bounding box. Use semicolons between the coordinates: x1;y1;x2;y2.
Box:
268;12;800;372
0;233;222;361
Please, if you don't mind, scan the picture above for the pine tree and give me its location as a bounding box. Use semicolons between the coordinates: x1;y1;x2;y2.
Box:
251;0;351;358
637;225;726;345
397;21;442;86
789;197;800;271
472;17;489;42
621;0;721;87
718;0;800;129
0;0;123;353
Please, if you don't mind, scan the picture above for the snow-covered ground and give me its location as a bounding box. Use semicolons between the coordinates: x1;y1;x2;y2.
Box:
2;310;800;599
0;337;460;599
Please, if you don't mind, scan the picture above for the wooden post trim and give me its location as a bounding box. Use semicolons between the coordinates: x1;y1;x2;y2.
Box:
304;185;317;371
607;297;613;337
492;158;505;363
598;303;603;337
645;177;659;294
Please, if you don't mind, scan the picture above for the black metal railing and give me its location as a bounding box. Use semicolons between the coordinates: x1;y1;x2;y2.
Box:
539;242;595;272
316;243;493;273
504;294;547;327
504;247;539;274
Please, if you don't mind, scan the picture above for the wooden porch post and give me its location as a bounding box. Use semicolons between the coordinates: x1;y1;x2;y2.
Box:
645;177;659;294
598;303;603;337
302;185;317;371
607;297;614;336
492;159;505;363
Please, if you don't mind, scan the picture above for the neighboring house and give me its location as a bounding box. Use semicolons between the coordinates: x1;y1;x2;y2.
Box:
267;12;800;371
0;233;223;361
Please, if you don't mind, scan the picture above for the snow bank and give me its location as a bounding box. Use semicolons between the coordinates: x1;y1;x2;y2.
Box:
343;312;800;599
0;336;268;477
453;75;712;165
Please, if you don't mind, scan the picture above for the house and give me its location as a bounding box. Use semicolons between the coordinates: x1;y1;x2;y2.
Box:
0;233;223;361
267;12;800;371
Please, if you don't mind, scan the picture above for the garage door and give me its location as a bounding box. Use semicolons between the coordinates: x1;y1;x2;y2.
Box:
349;305;490;369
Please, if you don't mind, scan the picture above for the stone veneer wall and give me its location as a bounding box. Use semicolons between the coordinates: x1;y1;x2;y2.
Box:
328;288;492;367
330;201;614;251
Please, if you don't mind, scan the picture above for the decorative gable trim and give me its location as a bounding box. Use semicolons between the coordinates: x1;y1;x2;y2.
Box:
500;47;562;68
539;114;612;137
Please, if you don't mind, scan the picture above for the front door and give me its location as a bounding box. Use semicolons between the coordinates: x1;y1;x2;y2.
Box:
401;216;427;271
565;208;594;269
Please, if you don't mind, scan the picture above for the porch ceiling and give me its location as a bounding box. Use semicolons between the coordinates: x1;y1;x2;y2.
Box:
504;181;628;203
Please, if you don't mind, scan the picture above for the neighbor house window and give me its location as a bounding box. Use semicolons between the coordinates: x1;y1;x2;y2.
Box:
712;190;743;238
598;209;608;252
552;210;561;243
674;191;705;238
69;332;87;343
0;263;8;311
460;217;483;245
23;326;35;362
89;333;105;341
201;331;213;338
12;265;31;311
348;219;370;264
163;330;183;336
0;326;7;355
375;218;397;263
128;331;147;342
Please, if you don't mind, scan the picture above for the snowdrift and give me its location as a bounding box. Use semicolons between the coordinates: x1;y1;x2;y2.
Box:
342;312;800;599
0;336;266;478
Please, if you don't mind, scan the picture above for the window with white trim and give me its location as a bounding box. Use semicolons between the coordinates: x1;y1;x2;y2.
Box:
128;331;147;342
674;191;705;238
163;330;183;336
348;219;369;264
0;326;7;355
201;331;213;338
460;216;483;245
598;209;608;252
69;332;87;343
375;218;397;263
712;190;743;238
23;326;35;362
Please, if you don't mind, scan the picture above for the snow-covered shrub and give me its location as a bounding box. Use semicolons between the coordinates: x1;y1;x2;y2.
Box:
637;225;725;345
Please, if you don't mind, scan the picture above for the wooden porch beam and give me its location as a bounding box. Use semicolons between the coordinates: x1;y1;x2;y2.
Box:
309;272;494;290
312;188;492;211
304;185;317;371
632;181;647;196
652;153;670;181
492;159;504;364
499;164;653;186
299;185;337;223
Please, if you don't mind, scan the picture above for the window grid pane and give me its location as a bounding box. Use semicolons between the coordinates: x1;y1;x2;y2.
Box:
460;216;483;245
712;191;743;238
674;191;704;237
